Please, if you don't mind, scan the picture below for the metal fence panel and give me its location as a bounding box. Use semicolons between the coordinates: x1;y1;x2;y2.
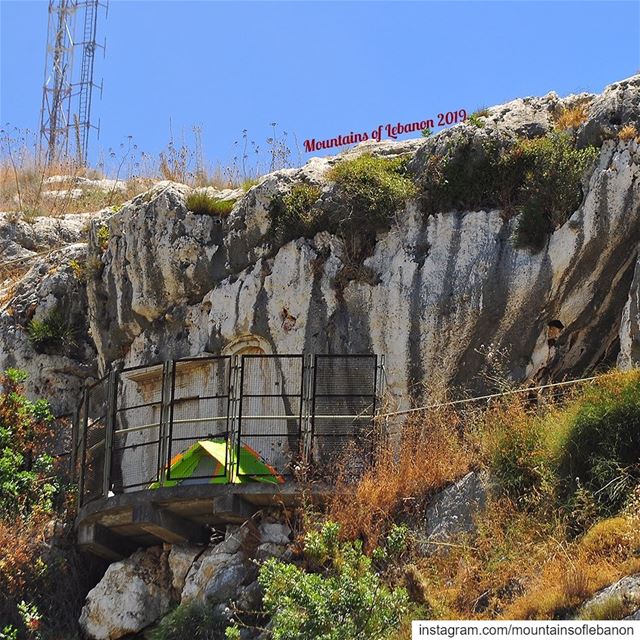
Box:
167;356;231;482
110;363;164;492
80;375;109;504
237;355;304;477
311;355;378;475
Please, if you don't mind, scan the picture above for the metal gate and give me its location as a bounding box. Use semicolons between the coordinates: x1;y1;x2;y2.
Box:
166;356;232;483
79;374;109;503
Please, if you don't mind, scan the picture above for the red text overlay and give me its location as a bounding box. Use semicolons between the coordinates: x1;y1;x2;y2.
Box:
303;109;467;153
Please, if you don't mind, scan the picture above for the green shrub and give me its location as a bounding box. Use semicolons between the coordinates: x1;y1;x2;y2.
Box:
554;374;640;516
186;192;236;217
0;370;56;520
26;309;75;352
240;521;408;640
268;183;322;242
467;114;486;128
96;224;109;251
150;600;229;640
486;408;548;502
420;131;597;251
513;133;598;250
327;153;417;231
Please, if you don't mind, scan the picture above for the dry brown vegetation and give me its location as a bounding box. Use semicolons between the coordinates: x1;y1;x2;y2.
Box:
555;105;589;130
618;124;639;141
322;371;640;624
327;410;473;550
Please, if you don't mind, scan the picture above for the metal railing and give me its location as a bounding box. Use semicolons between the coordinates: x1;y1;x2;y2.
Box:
76;353;384;505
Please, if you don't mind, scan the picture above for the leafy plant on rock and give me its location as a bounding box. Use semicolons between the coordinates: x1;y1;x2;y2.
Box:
242;521;408;640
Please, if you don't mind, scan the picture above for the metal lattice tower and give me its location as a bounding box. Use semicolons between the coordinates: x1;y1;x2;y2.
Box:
39;0;107;166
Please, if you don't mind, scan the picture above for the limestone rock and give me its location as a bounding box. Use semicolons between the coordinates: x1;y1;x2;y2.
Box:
181;538;239;603
422;471;490;552
83;76;640;411
258;522;292;546
204;562;252;603
579;574;640;620
168;544;203;594
79;547;172;640
0;242;98;414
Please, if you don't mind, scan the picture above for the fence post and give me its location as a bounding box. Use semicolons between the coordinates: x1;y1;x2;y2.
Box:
158;360;174;486
227;355;240;481
78;387;89;505
301;354;313;468
102;367;118;498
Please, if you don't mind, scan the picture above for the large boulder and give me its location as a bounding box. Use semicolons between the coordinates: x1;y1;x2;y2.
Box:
79;547;173;640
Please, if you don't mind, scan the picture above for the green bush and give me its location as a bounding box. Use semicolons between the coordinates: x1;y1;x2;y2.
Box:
186;192;236;217
268;183;322;242
420;131;597;251
486;409;547;502
0;369;56;520
26;309;75;353
327;153;416;231
555;374;640;516
96;224;109;251
513;133;598;250
243;521;408;640
149;600;229;640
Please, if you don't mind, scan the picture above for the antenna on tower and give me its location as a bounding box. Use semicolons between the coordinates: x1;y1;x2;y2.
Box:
39;0;108;167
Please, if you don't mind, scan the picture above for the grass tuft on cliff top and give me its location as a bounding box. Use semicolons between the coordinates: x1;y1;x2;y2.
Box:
186;191;236;217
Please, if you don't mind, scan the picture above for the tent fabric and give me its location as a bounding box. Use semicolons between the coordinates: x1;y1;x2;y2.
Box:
150;438;284;488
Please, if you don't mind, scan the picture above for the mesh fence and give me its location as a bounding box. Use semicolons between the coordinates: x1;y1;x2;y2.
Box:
81;375;109;503
78;354;382;503
311;355;378;476
237;355;304;477
167;356;231;482
111;364;164;492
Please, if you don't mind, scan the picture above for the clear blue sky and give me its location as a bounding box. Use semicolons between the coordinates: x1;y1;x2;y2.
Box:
1;1;639;175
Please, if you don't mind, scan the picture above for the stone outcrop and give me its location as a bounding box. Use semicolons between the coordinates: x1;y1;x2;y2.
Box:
421;471;490;553
79;520;292;640
80;76;640;409
2;77;640;415
0;210;106;413
79;546;173;640
579;574;640;620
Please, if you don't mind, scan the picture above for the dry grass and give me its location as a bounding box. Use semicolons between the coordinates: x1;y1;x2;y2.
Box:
327;408;472;551
555;105;589;130
618;124;639;141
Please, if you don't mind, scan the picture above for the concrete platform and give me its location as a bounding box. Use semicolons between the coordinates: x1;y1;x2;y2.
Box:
76;482;328;560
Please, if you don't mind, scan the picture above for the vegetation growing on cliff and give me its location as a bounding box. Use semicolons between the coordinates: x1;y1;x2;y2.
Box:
185;191;236;217
267;183;322;242
327;154;417;229
419;131;598;251
319;370;640;624
0;370;94;639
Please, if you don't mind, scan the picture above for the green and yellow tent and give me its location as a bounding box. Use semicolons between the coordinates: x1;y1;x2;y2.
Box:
150;439;284;488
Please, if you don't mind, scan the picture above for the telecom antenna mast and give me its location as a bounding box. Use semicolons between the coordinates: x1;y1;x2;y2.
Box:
39;0;107;166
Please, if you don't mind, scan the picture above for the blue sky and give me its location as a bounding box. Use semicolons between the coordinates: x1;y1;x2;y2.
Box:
1;1;639;176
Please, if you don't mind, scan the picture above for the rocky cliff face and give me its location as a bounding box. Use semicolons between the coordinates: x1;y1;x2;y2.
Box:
1;76;639;414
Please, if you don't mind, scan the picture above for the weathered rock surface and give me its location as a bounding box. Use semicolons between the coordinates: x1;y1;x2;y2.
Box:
82;76;640;409
79;547;173;640
579;574;640;620
421;471;490;552
0;242;99;414
80;521;291;639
